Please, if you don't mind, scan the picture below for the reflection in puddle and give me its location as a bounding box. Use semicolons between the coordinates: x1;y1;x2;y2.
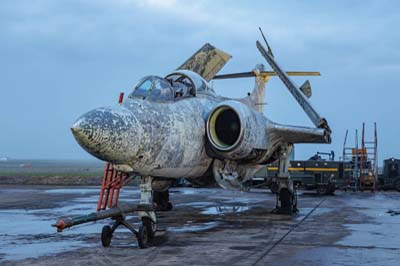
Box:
176;202;214;208
0;191;106;261
0;209;108;262
337;223;399;249
170;188;210;195
45;188;99;194
201;206;249;215
167;221;220;233
0;187;144;262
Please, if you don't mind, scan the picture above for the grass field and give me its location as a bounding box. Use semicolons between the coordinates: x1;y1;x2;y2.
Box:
0;159;104;177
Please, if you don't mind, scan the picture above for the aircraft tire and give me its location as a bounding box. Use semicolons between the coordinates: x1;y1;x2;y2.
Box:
270;182;279;194
138;224;149;249
279;188;292;212
142;217;156;239
326;184;336;195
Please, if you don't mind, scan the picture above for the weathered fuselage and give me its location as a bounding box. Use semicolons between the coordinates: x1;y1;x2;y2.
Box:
72;93;221;178
71;68;329;187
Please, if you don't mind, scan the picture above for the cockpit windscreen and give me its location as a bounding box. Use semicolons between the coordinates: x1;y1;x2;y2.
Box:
129;76;174;101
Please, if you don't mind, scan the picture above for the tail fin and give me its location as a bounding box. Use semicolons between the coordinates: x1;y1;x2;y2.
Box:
238;64;269;113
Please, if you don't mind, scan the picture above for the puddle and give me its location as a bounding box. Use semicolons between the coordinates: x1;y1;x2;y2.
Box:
293;246;400;266
170;188;200;195
176;201;214;208
201;206;249;215
298;207;332;216
45;188;99;194
0;186;148;262
337;223;399;249
167;221;221;233
0;206;112;262
0;240;94;261
337;201;400;249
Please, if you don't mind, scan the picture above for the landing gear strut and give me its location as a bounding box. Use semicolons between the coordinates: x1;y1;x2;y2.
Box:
53;175;158;249
99;176;157;248
137;176;157;246
153;190;173;211
273;144;298;215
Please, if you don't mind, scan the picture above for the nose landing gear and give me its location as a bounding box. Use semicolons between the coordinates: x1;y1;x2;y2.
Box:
99;175;158;248
100;214;157;248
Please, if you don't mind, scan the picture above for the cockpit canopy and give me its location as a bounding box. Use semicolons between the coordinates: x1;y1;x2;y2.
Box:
129;70;214;102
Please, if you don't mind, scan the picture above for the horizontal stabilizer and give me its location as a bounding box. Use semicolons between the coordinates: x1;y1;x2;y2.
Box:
178;43;232;81
213;71;320;80
300;80;312;98
269;122;329;144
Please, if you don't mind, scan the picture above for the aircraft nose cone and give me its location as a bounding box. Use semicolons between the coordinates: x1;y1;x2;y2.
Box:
70;124;82;138
71;106;139;162
70;120;95;149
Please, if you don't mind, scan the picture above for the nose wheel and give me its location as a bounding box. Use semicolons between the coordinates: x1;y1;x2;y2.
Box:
100;176;158;248
137;223;150;248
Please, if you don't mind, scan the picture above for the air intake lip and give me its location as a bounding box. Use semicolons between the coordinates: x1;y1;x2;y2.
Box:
207;105;243;152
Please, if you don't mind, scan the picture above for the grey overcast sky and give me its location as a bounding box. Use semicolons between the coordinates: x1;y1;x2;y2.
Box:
0;0;399;163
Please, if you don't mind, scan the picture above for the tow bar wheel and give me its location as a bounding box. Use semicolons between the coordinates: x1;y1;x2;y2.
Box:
101;225;113;247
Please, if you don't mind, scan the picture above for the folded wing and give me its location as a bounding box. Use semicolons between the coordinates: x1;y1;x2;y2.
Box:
177;43;231;81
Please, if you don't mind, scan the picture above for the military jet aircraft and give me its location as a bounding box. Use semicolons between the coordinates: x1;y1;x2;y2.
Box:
68;30;331;246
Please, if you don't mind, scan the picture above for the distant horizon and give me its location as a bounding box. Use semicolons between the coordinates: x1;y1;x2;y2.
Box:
0;156;103;162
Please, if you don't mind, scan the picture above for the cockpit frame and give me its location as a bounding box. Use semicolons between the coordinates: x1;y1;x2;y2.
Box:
129;70;214;102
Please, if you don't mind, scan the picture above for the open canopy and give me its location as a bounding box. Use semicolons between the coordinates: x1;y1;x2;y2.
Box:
129;70;214;102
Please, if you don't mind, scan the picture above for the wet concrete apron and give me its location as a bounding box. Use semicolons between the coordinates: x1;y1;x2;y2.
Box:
0;186;399;266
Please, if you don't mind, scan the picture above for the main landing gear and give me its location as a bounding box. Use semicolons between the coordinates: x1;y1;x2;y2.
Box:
273;144;298;215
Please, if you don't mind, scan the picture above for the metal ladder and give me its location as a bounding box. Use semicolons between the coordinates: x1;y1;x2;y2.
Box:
342;129;358;191
359;123;378;191
97;162;134;211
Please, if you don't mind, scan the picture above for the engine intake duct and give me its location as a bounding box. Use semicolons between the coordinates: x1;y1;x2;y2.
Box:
206;100;267;160
209;106;241;150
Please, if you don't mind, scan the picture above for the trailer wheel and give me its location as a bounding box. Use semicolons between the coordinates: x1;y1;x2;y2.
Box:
137;224;149;249
142;217;156;239
101;225;113;247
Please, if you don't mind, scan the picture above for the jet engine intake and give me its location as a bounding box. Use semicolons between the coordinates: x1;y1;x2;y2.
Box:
206;100;267;160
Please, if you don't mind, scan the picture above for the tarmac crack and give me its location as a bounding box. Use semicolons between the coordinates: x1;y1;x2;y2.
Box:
249;198;326;266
